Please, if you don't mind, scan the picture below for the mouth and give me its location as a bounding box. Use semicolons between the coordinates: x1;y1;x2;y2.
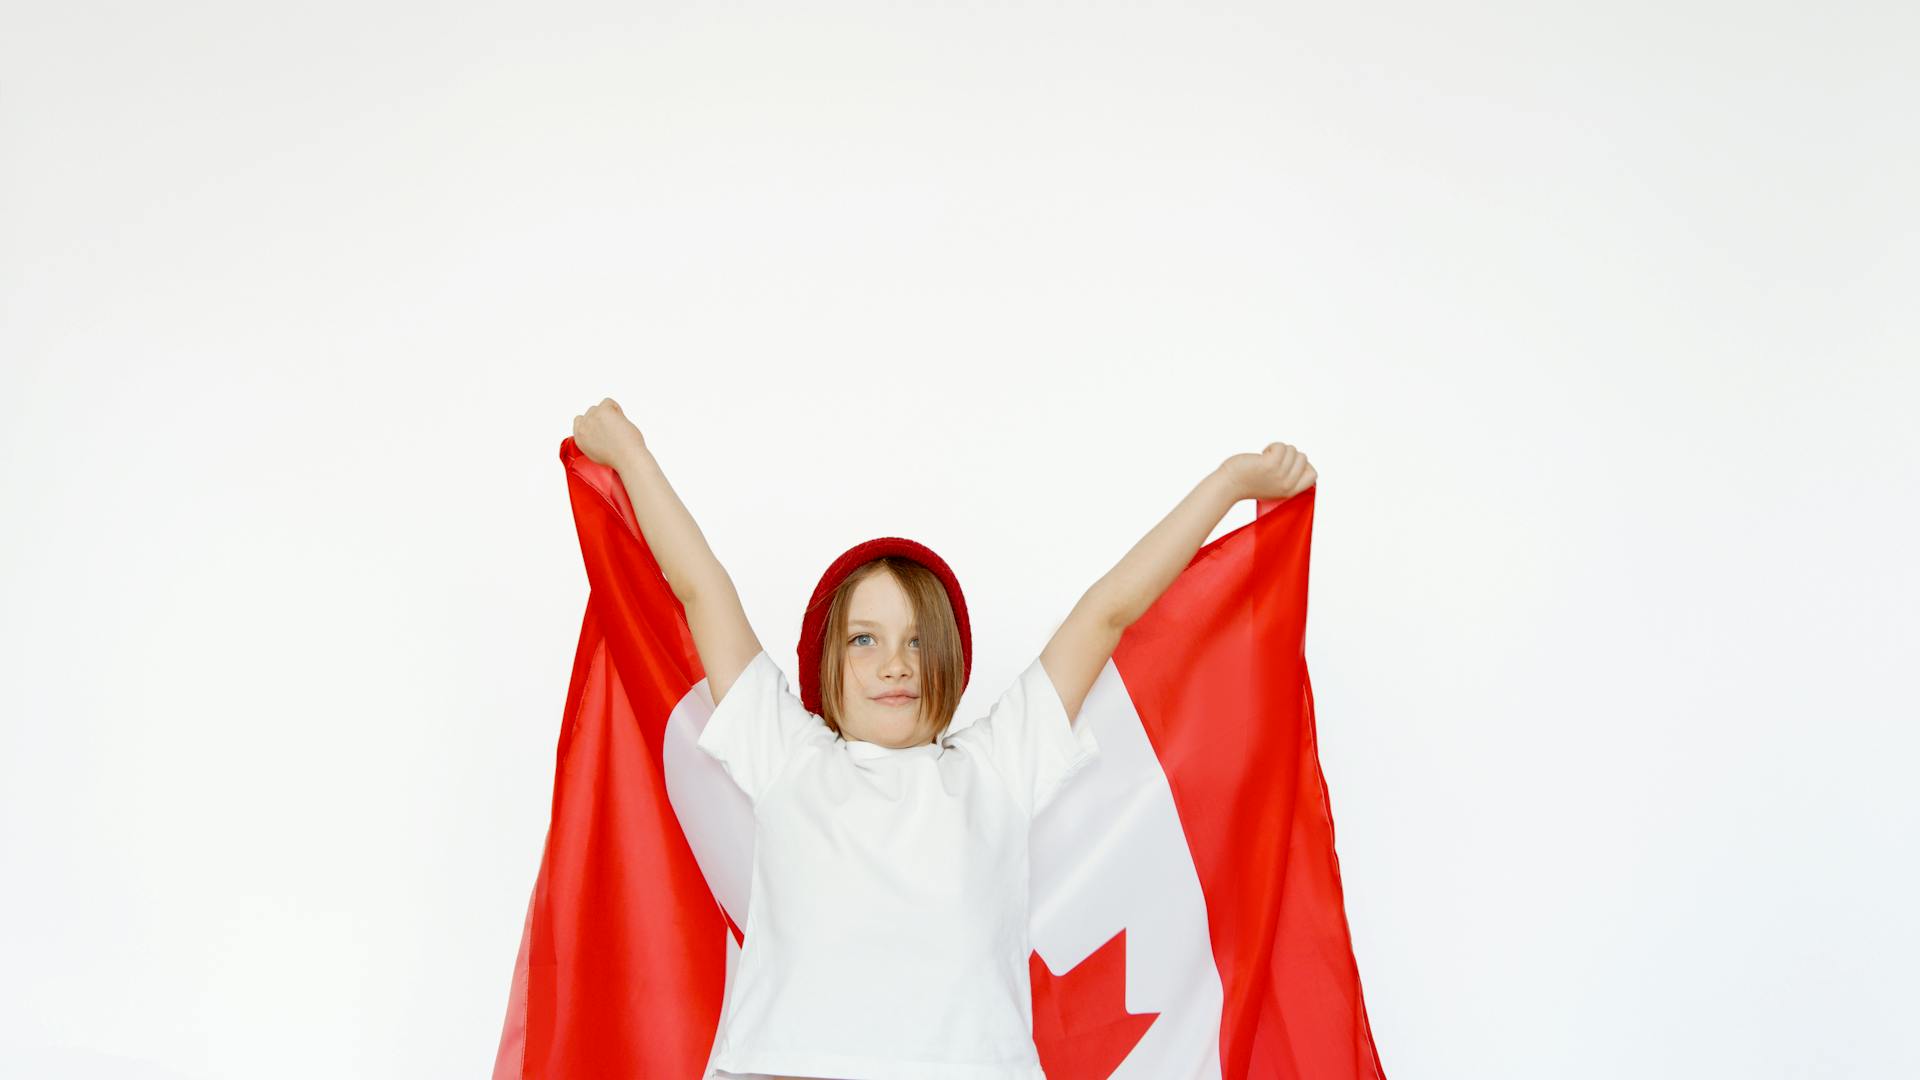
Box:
873;693;918;707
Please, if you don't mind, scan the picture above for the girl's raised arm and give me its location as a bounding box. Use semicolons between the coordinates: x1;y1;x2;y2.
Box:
573;398;764;704
1040;442;1317;723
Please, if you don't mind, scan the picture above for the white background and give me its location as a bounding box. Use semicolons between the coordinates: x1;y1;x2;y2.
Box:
3;2;1915;1077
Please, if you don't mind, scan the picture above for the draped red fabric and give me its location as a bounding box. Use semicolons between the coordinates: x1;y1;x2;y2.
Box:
495;437;1387;1079
1105;487;1387;1079
493;438;726;1079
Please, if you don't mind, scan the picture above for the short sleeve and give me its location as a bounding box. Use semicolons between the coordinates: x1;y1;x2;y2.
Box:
696;649;831;805
956;656;1100;818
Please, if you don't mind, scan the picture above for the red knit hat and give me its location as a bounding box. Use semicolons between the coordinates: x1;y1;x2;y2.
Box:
796;536;973;718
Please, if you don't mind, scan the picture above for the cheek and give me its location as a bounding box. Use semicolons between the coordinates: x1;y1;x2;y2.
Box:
840;665;864;710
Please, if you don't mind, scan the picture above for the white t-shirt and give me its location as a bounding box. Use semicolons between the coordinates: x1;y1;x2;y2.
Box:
697;648;1100;1080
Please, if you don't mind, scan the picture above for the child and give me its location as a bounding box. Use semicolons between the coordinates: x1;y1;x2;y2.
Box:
570;398;1316;1080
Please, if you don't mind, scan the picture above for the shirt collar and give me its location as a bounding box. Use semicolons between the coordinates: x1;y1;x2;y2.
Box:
842;736;943;761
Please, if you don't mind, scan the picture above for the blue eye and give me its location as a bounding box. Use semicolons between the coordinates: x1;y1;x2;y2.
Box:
849;633;920;647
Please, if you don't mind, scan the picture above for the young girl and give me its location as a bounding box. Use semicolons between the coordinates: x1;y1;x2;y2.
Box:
570;398;1316;1080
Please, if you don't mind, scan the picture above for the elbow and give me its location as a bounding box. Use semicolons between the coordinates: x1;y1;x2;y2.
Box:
1077;587;1135;635
675;565;738;610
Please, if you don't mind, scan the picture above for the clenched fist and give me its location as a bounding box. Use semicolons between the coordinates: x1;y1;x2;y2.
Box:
572;398;648;470
1222;441;1317;502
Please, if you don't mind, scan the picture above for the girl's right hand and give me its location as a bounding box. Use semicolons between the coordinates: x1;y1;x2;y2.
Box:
572;398;648;470
1222;441;1316;502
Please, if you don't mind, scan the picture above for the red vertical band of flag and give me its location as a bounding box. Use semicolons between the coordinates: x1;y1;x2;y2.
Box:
493;439;725;1079
1105;490;1386;1079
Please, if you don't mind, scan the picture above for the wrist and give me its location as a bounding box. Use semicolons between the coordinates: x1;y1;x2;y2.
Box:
1209;459;1247;504
613;445;656;476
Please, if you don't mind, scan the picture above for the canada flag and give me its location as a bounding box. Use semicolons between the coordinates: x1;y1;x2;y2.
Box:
494;438;1388;1079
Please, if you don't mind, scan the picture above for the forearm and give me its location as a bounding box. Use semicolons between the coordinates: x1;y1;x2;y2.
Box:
1082;465;1241;629
612;448;733;604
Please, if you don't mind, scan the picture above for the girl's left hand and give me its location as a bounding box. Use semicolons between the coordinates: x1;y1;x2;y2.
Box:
1222;442;1317;501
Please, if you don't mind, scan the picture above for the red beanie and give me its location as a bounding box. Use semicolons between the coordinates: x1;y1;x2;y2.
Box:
796;536;972;718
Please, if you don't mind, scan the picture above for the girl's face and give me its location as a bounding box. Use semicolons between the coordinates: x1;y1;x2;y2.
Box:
837;571;928;747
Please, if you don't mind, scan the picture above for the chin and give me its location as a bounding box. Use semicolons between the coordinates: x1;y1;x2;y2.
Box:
862;716;922;747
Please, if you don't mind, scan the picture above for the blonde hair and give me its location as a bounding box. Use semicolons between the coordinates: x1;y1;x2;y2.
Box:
814;557;965;743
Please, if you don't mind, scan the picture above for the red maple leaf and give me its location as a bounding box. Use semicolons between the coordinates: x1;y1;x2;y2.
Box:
1030;929;1160;1079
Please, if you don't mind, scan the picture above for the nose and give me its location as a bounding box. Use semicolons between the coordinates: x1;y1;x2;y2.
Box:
880;641;915;679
